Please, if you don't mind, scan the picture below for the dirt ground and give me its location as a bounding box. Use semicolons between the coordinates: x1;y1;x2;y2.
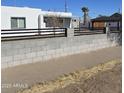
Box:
45;62;122;93
2;46;122;93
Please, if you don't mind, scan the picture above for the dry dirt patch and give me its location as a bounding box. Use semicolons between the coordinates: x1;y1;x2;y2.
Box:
18;60;121;93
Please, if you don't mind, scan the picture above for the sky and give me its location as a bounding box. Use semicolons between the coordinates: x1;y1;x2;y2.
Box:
1;0;122;18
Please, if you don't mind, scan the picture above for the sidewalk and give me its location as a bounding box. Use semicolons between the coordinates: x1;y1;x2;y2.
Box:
1;46;122;93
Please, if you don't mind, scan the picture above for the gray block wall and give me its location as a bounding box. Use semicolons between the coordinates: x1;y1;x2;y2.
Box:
1;29;119;68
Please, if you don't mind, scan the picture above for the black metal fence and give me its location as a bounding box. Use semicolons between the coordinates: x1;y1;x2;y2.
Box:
1;27;121;41
74;27;105;36
1;28;67;41
74;27;121;36
74;27;104;31
110;27;122;31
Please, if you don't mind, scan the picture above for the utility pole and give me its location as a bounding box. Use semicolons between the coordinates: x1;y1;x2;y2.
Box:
79;17;81;28
64;0;67;12
14;0;16;6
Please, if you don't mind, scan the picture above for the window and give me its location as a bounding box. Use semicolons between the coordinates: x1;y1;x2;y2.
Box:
59;19;63;23
11;17;26;29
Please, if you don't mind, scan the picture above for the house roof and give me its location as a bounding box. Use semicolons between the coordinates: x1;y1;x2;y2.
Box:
91;13;122;22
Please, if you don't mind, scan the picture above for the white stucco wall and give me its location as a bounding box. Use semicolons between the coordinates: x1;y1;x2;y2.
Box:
41;11;72;18
1;6;43;29
1;6;72;29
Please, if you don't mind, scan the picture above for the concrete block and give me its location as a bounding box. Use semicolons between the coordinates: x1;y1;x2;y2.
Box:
21;58;33;64
63;52;68;56
36;40;46;46
1;50;7;57
13;54;26;61
24;41;37;48
56;49;62;54
36;47;45;52
46;50;56;55
32;57;43;63
18;48;31;54
7;50;16;56
25;52;37;59
14;60;22;66
41;56;47;61
14;43;25;49
1;56;13;63
1;63;8;68
25;48;32;54
37;51;46;57
1;43;13;50
67;28;74;37
17;49;25;55
1;57;7;63
7;62;14;68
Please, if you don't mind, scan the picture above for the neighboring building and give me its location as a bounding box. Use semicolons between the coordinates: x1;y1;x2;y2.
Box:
1;6;72;29
71;17;89;28
91;13;122;30
71;17;81;28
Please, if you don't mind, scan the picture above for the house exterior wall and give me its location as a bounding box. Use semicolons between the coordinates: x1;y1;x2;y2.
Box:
1;6;43;29
93;22;105;28
71;17;80;28
41;11;72;28
41;11;72;18
92;21;121;28
106;22;119;27
1;6;72;29
71;20;80;28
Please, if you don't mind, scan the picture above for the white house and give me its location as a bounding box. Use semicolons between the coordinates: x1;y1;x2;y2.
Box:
1;6;72;29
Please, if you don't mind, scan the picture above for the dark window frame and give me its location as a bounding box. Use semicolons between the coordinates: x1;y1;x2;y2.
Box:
11;17;26;29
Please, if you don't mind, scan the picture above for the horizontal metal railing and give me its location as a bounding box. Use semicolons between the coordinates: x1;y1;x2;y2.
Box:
74;31;104;36
74;27;105;36
110;27;122;31
74;27;104;31
1;27;121;41
1;28;67;41
74;27;121;36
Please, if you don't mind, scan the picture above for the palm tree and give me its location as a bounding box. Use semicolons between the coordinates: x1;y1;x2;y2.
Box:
81;7;89;13
81;7;89;25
